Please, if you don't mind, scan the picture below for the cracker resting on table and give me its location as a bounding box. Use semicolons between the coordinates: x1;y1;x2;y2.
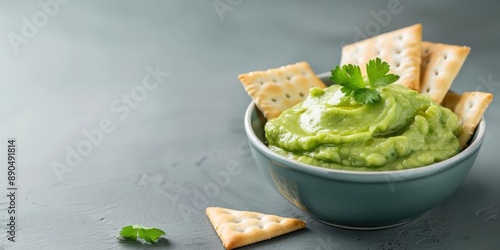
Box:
206;207;306;249
341;23;422;90
442;91;493;148
238;61;326;120
420;42;470;103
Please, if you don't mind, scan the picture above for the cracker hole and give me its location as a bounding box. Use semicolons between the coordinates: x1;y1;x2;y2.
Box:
398;35;403;40
396;62;401;68
271;98;277;102
468;102;474;109
424;48;429;54
443;54;448;60
286;76;292;81
425;87;430;93
301;71;307;76
299;92;305;97
259;81;264;85
376;49;381;56
434;71;439;76
285;93;291;98
395;49;402;54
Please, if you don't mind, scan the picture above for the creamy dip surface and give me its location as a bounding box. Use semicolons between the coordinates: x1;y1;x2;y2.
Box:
264;84;461;171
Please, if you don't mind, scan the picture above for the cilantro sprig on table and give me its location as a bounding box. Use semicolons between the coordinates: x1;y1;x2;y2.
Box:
118;224;166;243
330;57;399;104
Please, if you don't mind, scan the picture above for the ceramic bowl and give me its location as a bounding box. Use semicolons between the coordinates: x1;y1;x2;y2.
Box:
244;74;486;229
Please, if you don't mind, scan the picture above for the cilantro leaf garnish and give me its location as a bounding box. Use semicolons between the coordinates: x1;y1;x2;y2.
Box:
353;88;380;104
366;57;400;87
118;225;166;243
330;57;399;104
331;64;365;95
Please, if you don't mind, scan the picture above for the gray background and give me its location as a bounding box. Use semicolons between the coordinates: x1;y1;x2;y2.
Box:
0;0;499;249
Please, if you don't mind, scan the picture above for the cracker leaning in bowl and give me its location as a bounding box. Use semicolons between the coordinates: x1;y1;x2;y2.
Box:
238;61;326;120
340;23;422;91
420;42;470;104
442;91;493;147
238;23;493;170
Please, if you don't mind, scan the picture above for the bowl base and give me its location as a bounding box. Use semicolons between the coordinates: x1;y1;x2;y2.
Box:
313;216;417;230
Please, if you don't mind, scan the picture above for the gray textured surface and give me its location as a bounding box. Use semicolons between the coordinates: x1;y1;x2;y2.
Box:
0;0;499;249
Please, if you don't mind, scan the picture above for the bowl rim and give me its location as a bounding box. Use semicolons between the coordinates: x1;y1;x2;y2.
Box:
244;101;486;182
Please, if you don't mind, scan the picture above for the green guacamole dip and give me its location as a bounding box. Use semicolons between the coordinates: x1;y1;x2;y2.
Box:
264;84;461;171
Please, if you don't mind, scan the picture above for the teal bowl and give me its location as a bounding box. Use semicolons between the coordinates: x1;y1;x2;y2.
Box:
244;85;486;229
